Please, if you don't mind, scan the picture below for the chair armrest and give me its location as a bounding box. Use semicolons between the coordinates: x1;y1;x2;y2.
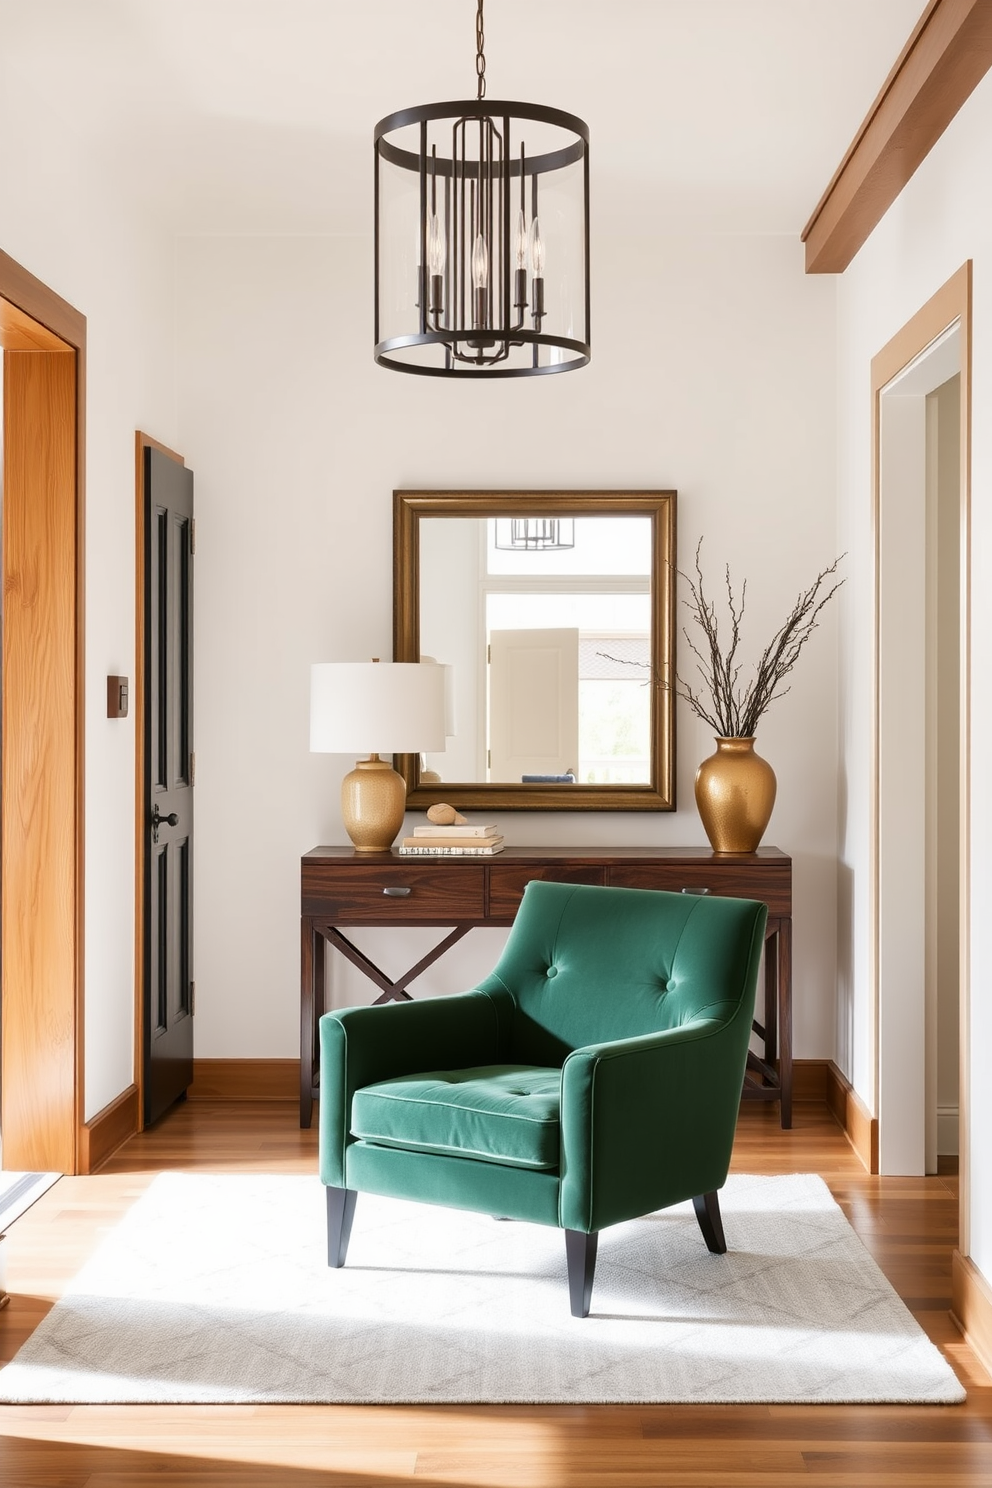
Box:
558;999;753;1233
318;985;514;1186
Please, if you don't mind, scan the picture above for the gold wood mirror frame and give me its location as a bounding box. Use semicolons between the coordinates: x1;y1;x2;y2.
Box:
393;490;676;811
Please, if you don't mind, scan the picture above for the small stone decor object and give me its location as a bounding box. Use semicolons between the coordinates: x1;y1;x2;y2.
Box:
426;803;467;826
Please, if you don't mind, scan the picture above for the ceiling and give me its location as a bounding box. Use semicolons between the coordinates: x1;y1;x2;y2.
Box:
0;0;924;238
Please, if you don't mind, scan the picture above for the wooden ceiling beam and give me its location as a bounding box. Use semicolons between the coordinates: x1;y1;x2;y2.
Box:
802;0;992;274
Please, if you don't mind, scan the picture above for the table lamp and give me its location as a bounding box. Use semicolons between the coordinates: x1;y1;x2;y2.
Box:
310;661;447;852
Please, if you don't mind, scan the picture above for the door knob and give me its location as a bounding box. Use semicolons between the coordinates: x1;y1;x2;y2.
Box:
151;804;179;843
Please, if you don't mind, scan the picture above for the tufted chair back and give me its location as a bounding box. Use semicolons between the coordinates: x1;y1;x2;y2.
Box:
476;880;764;1068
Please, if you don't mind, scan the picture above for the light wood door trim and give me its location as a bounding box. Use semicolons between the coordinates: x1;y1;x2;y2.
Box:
870;262;971;1219
0;249;86;1171
134;433;186;1131
803;0;992;273
0;248;85;347
0;298;71;351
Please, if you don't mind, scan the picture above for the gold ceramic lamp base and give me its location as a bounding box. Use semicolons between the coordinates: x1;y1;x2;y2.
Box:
341;754;407;852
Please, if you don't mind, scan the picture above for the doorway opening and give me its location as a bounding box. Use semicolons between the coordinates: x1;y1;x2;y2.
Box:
872;266;971;1219
0;253;86;1173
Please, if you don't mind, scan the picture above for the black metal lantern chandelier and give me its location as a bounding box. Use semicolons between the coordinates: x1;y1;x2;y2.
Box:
374;0;590;378
494;517;575;550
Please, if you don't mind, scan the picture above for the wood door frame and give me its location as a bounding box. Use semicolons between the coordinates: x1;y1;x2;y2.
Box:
870;263;971;1212
134;433;187;1130
0;249;86;1172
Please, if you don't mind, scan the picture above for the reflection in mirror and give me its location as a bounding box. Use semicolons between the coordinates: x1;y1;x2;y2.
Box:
394;491;676;812
420;517;652;784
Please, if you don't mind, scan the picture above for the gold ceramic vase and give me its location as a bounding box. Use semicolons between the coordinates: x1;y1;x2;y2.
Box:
694;737;776;854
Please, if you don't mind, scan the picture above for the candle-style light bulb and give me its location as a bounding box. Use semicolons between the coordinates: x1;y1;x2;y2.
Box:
428;214;445;276
514;210;528;270
513;138;531;319
513;209;529;313
428;214;445;317
529;217;546;321
529;217;545;276
471;233;489;290
471;232;489;331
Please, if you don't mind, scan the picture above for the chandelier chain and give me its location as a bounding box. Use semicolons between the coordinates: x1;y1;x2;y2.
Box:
475;0;486;99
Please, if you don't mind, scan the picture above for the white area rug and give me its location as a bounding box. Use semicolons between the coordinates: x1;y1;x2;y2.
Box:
0;1171;964;1404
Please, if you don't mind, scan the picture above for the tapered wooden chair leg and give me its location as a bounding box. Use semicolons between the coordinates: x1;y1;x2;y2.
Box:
693;1190;727;1253
326;1186;357;1267
565;1229;598;1317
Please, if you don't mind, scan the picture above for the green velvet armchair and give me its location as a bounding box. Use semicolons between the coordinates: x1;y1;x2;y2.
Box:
319;880;767;1316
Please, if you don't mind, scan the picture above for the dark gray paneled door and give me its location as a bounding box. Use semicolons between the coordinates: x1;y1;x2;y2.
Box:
143;446;194;1125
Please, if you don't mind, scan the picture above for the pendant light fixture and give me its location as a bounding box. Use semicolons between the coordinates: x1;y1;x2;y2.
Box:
374;0;590;378
494;517;575;551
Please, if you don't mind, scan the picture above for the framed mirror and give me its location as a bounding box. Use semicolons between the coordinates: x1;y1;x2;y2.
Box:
393;490;676;811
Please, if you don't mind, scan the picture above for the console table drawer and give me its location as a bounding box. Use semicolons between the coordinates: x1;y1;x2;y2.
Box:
607;862;791;916
488;863;608;919
302;862;485;921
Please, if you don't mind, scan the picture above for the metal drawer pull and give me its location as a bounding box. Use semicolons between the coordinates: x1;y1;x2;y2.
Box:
382;886;412;897
680;886;711;895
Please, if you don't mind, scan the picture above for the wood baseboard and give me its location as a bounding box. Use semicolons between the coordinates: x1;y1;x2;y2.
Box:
188;1059;298;1102
188;1056;837;1110
791;1058;830;1103
79;1084;139;1174
825;1061;879;1173
952;1249;992;1377
188;1056;836;1109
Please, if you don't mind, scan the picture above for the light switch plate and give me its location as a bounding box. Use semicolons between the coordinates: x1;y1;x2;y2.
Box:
107;675;129;719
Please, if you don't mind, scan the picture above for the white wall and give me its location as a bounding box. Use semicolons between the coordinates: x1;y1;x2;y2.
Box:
176;228;840;1062
0;62;179;1120
0;46;845;1123
836;72;992;1266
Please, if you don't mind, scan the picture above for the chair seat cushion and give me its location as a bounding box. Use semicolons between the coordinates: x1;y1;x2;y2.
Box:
351;1064;561;1170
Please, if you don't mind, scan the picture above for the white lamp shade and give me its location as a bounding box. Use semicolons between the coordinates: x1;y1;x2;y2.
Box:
310;662;447;755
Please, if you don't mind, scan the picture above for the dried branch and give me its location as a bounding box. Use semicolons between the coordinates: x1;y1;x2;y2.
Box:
675;539;844;737
596;543;843;738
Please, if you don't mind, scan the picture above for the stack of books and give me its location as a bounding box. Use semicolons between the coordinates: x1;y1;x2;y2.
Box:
398;822;504;856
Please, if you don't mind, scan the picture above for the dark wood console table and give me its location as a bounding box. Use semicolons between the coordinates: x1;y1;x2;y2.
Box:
300;845;792;1130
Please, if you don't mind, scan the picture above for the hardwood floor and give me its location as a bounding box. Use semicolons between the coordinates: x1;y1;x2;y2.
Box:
0;1099;987;1487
